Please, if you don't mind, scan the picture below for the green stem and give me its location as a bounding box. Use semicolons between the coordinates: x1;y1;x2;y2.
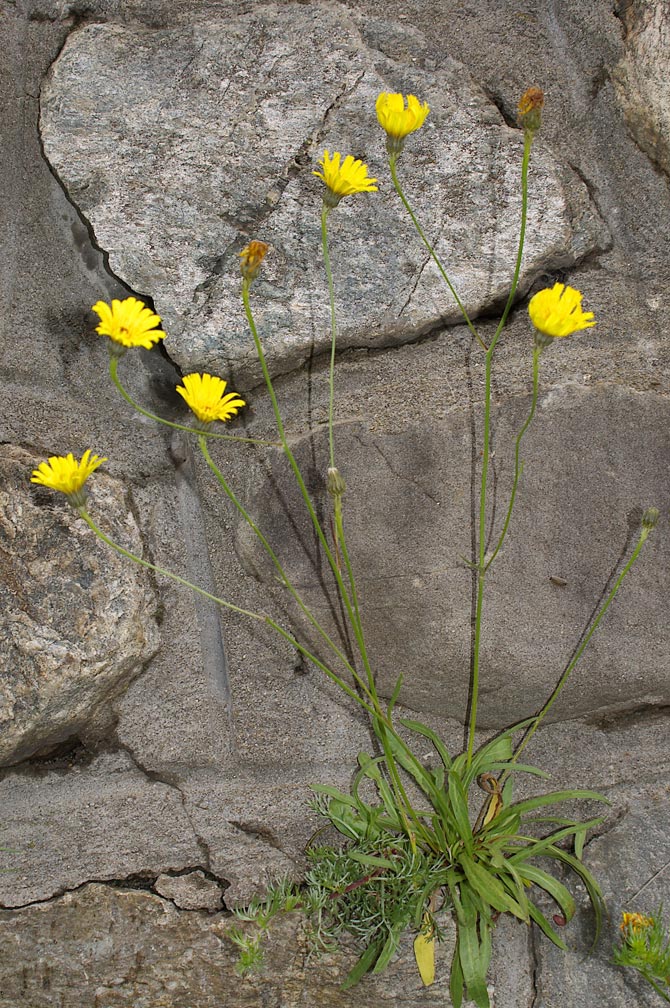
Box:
389;155;486;351
485;345;541;570
198;435;373;700
507;525;653;773
489;129;533;348
108;356;278;447
321;206;338;470
78;508;263;621
77;507;379;720
466;129;534;767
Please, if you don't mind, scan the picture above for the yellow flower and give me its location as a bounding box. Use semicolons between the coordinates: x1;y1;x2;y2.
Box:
621;912;653;933
313;150;378;209
176;373;246;425
376;92;429;140
239;241;269;282
528;283;596;341
92;297;165;352
31;450;107;507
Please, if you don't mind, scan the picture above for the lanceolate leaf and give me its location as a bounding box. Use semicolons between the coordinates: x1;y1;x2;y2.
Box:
459;853;529;920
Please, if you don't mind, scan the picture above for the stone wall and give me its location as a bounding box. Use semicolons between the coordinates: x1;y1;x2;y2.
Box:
1;1;669;1004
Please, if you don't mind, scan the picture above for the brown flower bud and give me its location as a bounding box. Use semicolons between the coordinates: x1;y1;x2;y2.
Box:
517;87;544;134
239;241;269;281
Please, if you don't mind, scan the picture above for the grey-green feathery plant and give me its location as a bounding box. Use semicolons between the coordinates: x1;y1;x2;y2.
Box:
29;87;660;1006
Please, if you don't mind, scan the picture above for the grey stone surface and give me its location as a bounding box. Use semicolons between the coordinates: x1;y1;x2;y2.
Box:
613;0;670;176
0;445;160;766
154;869;224;910
235;378;670;727
39;4;608;386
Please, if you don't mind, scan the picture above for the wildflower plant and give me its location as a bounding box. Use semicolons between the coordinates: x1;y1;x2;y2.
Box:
29;88;660;1005
614;909;670;1002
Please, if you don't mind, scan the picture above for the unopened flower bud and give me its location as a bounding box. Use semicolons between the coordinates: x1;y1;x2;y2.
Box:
642;507;660;530
327;466;346;498
239;241;269;282
518;87;544;135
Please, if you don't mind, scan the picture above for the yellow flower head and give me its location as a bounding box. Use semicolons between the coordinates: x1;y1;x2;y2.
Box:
176;373;246;425
621;912;653;933
92;297;165;353
31;450;107;507
376;92;429;151
313;150;378;209
528;283;596;342
239;241;270;282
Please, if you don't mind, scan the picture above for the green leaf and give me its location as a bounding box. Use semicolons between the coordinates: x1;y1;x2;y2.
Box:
527;900;569;950
399;718;453;769
542;844;605;948
457;891;492;1008
387;673;404;716
517;863;576;921
341;939;383;989
482;761;551;779
449;937;464;1008
372;924;405;974
448;770;474;852
459;853;529;921
348;850;395;870
508;817;604;863
509;789;609;818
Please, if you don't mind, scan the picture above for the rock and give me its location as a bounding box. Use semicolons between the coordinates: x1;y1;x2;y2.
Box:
0;445;160;767
234;380;670;728
0;752;202;907
613;1;670;176
0;880;529;1007
39;3;608;387
154;870;224;911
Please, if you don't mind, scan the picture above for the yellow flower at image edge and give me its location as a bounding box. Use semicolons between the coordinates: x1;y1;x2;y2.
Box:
376;92;430;140
92;296;165;350
313;150;378;208
528;283;596;339
31;450;107;506
621;912;653;933
176;373;246;425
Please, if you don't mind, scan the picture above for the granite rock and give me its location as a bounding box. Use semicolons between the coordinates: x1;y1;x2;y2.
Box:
0;445;160;766
39;3;608;387
613;0;670;176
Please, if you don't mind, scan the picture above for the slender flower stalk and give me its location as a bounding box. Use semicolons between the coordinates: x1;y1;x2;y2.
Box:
387;156;485;350
77;506;380;719
505;516;657;775
241;259;429;847
484;345;541;570
466;124;535;767
198;435;373;699
320;207;339;470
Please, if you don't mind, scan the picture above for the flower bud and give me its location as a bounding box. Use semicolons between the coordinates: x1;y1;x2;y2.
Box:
327;466;346;498
642;507;660;530
518;87;544;135
239;241;269;282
